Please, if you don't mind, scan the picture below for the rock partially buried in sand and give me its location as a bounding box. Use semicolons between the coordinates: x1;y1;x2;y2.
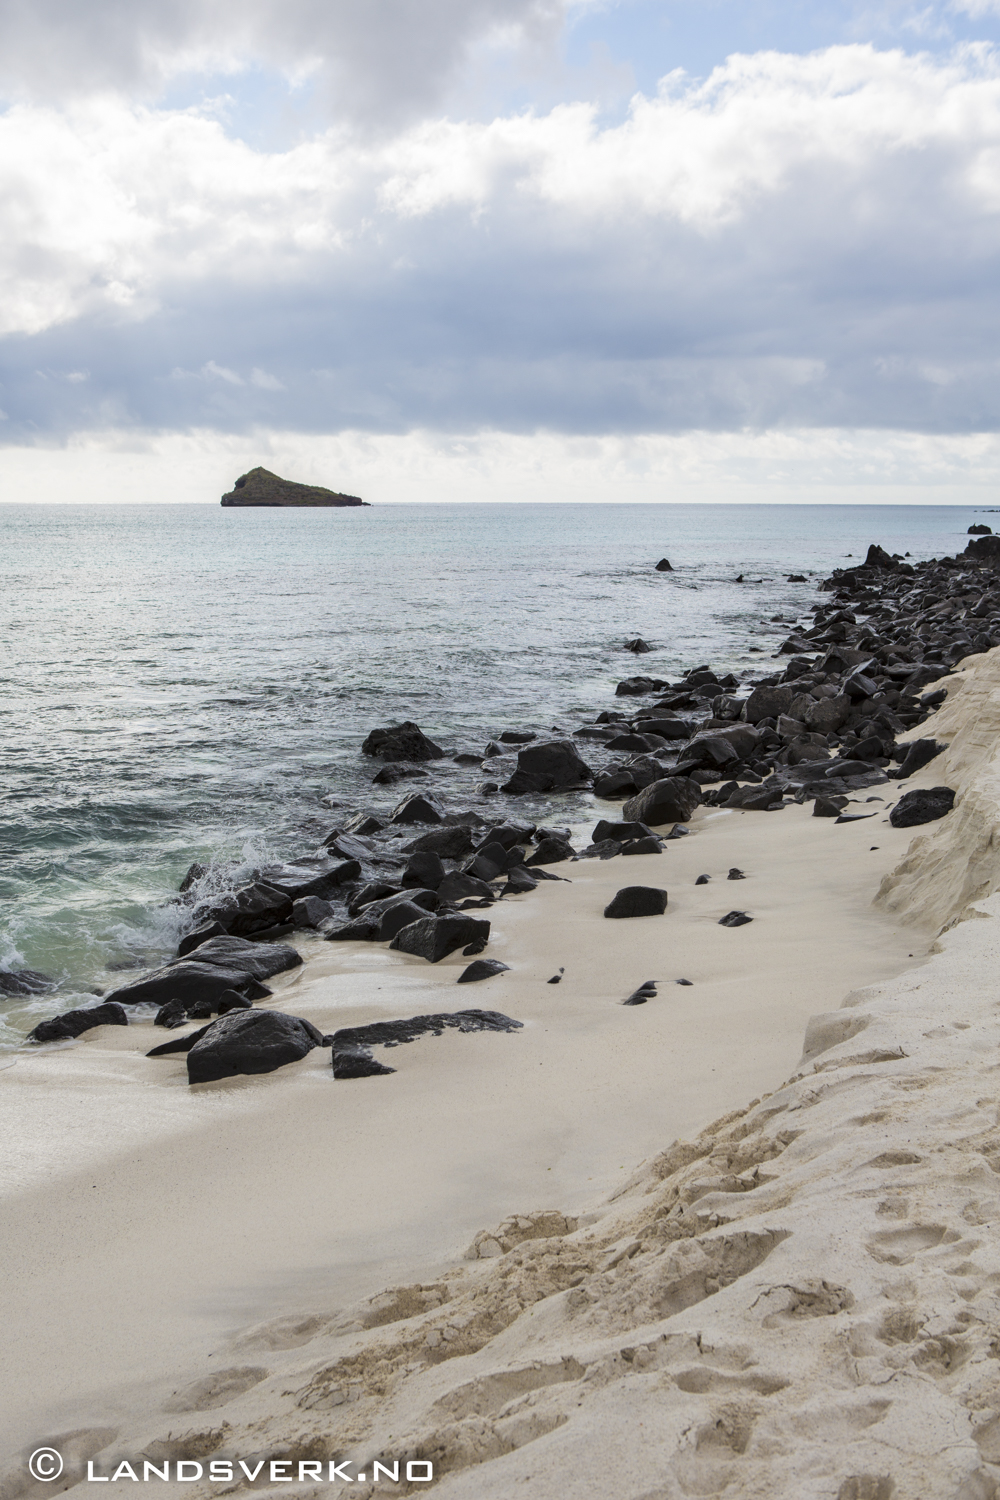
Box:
892;738;946;780
621;777;702;828
623;980;658;1005
331;1009;523;1079
604;886;668;919
148;1009;330;1084
889;786;956;828
389;913;491;962
719;910;753;927
813;795;849;817
457;959;511;983
28;1001;128;1043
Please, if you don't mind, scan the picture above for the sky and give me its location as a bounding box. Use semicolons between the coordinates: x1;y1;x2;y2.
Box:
5;0;1000;502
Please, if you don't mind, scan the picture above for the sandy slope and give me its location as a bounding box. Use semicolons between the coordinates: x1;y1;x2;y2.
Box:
4;654;999;1499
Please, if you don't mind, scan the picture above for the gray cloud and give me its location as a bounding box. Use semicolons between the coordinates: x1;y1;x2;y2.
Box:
0;0;564;127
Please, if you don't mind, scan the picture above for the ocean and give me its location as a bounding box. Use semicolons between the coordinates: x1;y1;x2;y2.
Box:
0;501;985;1043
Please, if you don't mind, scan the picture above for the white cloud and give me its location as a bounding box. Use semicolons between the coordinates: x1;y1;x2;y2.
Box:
4;44;1000;436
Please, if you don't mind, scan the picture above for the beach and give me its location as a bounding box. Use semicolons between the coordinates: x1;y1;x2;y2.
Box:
4;536;1000;1498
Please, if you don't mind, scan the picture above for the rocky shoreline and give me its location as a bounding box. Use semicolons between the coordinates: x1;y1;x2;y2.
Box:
20;536;990;1077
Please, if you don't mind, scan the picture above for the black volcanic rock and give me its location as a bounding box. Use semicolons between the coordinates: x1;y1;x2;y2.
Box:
889;787;955;827
362;721;445;762
501;739;593;795
148;1009;329;1084
28;1001;128;1043
221;466;366;507
604;886;668;918
331;1008;522;1078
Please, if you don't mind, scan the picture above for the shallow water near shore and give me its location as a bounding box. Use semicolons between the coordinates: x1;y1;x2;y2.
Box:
0;500;985;1040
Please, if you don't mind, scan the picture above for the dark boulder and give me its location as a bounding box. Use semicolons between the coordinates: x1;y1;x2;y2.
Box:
331;1008;522;1079
343;812;385;835
321;832;374;861
592;819;655;844
605;732;667;753
0;968;55;997
498;730;536;743
326;894;436;943
438;871;496;903
201;881;293;937
372;764;429;785
603;886;668;918
105;960;273;1011
893;739;946;779
631;717;690;739
621;776;702;827
291;896;337;929
655;558;673;571
476;822;535;850
176;935;302;982
625;638;653;653
348;881;401;914
525;836;575;866
256;858;361;900
361;721;445;762
179;862;208;892
28;1001;128;1043
889;787;955;827
813;795;849;817
457;959;511;983
390;793;444;825
177;920;228;956
402;851;446;890
719;911;753;927
403;826;477;858
615;677;659;697
389;914;491;963
969;524;992;534
149;1009;329;1085
864;543;898;570
500;866;540;895
621;836;664;855
501;740;593;795
744;685;795;724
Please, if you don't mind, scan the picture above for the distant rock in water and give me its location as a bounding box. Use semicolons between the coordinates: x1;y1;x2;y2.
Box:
221;467;367;507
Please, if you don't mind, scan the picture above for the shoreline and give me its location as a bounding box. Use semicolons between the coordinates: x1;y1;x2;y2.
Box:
4;538;1000;1495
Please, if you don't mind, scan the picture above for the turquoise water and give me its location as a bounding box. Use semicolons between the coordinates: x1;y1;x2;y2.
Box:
0;501;984;1040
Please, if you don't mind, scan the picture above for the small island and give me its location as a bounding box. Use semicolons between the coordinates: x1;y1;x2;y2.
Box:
220;466;368;507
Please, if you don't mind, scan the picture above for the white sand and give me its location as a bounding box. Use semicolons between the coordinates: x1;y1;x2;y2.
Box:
3;656;997;1499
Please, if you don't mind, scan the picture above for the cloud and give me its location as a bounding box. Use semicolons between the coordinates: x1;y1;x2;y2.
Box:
0;0;565;129
4;44;1000;439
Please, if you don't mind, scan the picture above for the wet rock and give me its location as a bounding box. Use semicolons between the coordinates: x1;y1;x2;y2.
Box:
401;851;446;890
257;859;361;900
655;558;673;571
594;769;643;799
606;732;668;753
625;638;653;653
438;871;497;904
889;786;956;827
372;764;429;785
331;1008;522;1079
326;895;436;943
615;676;660;697
198;883;293;937
631;716;690;739
501;740;593;795
361;721;445;762
348;881;401;915
389;913;491;963
621;776;702;827
403;826;477;858
969;524;992;534
390;792;445;825
864;543;898;570
179;862;208;893
719;911;753;927
500;866;541;896
177;921;229;957
457;959;511;983
343;812;385;836
149;1009;329;1085
498;730;536;743
105;958;273;1012
321;831;374;862
291;896;337;929
178;936;302;982
28;1001;128;1044
893;738;946;779
0;968;55;997
603;886;668;918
